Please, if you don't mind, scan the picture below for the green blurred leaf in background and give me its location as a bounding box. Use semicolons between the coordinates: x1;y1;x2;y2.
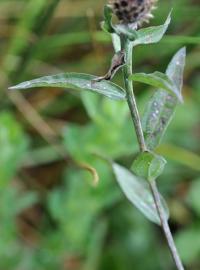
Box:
0;0;200;269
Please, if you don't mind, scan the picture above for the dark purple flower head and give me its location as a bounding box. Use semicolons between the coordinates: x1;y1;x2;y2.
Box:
109;0;157;25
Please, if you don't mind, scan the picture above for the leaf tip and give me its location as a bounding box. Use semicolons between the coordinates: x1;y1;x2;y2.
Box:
8;81;29;90
164;9;173;26
177;46;187;59
8;85;18;90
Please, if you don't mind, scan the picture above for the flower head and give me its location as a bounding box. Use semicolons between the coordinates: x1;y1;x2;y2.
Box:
109;0;157;26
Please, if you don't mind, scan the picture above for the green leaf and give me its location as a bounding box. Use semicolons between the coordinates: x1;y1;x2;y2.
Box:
142;47;186;150
9;73;126;100
131;151;166;182
187;178;200;216
175;228;200;264
132;12;171;46
157;144;200;172
101;5;114;33
130;71;183;102
0;112;28;186
112;163;169;225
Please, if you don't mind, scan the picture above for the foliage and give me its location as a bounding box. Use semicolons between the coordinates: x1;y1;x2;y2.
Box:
0;0;200;269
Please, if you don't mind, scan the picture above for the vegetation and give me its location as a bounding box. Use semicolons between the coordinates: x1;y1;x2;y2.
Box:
0;0;200;269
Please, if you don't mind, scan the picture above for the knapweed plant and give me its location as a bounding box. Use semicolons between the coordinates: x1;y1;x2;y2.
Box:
9;1;186;269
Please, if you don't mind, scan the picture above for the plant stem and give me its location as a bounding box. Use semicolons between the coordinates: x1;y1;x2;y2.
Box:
121;36;185;270
149;180;185;270
122;37;147;153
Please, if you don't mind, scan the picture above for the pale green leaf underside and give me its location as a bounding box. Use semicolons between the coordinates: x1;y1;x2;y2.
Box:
142;47;186;150
9;73;126;101
132;12;171;46
113;163;169;225
166;47;186;91
130;71;183;102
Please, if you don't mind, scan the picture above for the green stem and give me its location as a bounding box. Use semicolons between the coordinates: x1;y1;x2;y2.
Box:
149;180;185;270
122;37;147;153
121;36;185;270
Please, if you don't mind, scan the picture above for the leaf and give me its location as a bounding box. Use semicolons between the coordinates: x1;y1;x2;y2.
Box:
163;35;200;45
166;47;186;94
142;47;186;150
187;178;200;216
9;72;126;100
157;144;200;172
131;151;166;182
132;12;171;46
112;163;169;225
81;92;101;121
175;228;200;264
130;71;183;102
101;5;114;33
0;112;28;186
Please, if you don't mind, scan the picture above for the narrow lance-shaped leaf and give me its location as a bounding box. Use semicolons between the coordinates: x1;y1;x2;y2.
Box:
142;47;186;150
157;144;200;172
101;5;114;33
9;73;126;101
112;163;169;225
132;12;171;46
129;71;183;102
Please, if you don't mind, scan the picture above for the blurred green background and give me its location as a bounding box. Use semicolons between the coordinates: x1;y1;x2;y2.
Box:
0;0;200;269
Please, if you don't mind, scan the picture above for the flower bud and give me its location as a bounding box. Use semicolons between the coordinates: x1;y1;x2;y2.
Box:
109;0;157;25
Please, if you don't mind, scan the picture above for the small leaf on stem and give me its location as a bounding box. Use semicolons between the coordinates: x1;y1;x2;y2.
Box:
132;12;171;46
131;151;166;182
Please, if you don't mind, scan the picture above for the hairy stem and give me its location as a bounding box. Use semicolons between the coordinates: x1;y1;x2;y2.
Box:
121;36;185;270
122;37;147;152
